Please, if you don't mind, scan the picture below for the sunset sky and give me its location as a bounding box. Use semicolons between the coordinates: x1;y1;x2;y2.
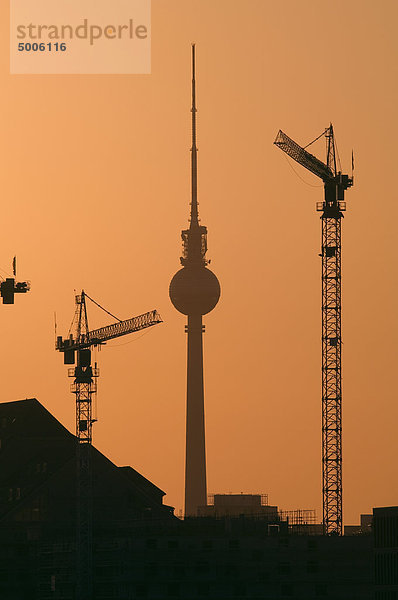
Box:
0;0;397;524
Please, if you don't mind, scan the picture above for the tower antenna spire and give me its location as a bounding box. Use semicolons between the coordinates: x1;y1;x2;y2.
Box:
190;43;199;227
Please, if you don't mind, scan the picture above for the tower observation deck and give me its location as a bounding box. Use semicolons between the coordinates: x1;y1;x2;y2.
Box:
169;45;220;517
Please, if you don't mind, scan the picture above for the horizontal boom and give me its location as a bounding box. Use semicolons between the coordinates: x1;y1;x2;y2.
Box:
56;310;162;352
274;130;333;181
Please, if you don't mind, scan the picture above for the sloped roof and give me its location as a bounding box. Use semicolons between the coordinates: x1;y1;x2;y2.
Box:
0;398;174;523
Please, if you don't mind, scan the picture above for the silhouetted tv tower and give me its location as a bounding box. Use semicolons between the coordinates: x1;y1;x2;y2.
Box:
169;45;220;517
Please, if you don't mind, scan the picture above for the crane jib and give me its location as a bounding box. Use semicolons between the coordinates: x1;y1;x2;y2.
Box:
274;130;334;181
56;310;162;352
87;310;162;346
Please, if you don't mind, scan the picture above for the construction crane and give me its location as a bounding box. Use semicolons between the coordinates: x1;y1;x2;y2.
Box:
0;257;30;304
56;290;162;599
274;125;353;536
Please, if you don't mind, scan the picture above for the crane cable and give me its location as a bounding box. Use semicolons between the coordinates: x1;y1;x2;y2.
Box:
106;329;153;348
84;292;122;323
283;154;323;188
335;143;342;174
0;267;11;280
304;127;343;174
303;128;327;149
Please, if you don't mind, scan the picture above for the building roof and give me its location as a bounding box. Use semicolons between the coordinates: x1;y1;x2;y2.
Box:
0;398;174;526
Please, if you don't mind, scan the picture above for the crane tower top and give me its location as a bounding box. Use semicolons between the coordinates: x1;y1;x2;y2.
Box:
274;124;353;215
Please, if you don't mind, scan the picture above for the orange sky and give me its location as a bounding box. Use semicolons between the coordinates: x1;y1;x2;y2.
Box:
0;0;397;524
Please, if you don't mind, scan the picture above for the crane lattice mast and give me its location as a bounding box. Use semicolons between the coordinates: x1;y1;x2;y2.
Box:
274;125;353;536
56;291;162;598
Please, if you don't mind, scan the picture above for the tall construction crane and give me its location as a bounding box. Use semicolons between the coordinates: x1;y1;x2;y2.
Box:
56;290;162;599
274;125;353;536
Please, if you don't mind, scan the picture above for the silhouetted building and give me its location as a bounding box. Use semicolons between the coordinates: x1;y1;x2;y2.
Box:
200;494;327;536
0;399;374;599
199;494;278;519
344;513;373;536
0;398;173;525
0;398;175;598
374;506;398;599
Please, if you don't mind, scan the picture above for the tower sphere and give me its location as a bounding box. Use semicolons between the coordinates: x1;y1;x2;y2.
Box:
169;266;220;316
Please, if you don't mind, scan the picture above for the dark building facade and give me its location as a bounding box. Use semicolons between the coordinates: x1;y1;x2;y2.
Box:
199;494;279;519
374;506;398;600
0;398;173;525
0;399;374;599
0;398;175;598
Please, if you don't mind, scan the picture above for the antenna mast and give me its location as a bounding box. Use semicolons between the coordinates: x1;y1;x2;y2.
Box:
191;43;199;227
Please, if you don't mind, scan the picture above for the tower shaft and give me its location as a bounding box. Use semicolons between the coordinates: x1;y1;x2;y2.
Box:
320;208;343;536
72;291;95;599
75;383;93;600
71;357;98;599
185;314;207;515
